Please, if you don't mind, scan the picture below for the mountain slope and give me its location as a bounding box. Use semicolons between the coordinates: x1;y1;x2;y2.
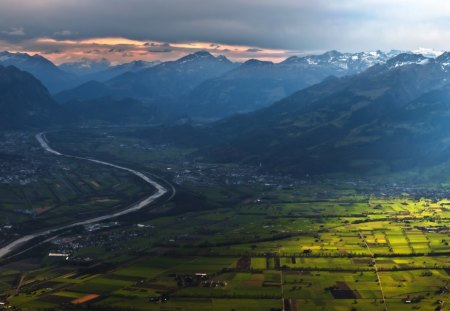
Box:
107;51;237;99
0;51;79;93
59;58;111;76
59;59;161;82
184;50;399;119
63;97;159;124
54;81;126;103
83;60;161;82
55;51;238;104
190;53;450;175
0;65;67;129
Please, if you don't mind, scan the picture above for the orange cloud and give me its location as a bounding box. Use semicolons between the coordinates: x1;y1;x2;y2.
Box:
11;37;295;65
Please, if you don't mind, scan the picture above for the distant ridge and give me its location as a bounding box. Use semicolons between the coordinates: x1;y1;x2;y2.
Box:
0;51;79;93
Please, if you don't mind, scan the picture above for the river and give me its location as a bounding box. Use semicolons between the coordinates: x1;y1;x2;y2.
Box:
0;132;169;259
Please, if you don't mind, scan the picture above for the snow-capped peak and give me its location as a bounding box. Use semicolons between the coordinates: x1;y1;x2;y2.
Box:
175;51;233;66
176;51;217;64
243;59;273;66
281;50;398;74
411;48;444;58
386;53;430;69
216;55;231;63
435;52;450;67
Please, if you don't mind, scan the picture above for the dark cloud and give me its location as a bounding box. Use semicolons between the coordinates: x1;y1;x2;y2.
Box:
147;42;172;53
108;47;130;53
83;49;103;54
0;27;25;36
41;49;62;54
2;0;450;64
2;0;450;52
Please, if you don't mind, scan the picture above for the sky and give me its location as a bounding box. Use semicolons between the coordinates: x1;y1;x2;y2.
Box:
1;0;450;64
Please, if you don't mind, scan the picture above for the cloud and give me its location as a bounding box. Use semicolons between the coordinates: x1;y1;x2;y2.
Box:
4;35;291;65
53;30;75;36
41;48;63;54
247;48;262;52
4;0;450;52
2;0;450;63
146;42;172;53
1;27;25;36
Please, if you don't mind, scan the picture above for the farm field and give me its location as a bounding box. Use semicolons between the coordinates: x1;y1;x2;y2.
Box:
0;132;153;235
4;189;450;310
2;129;450;311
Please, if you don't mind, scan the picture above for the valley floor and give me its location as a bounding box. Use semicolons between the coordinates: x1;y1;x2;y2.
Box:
1;128;450;311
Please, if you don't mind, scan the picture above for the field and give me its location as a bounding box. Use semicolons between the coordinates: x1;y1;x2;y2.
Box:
0;131;157;250
2;129;450;311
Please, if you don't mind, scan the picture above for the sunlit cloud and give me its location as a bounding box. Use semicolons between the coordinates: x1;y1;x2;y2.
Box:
36;37;146;46
1;36;296;64
3;0;450;64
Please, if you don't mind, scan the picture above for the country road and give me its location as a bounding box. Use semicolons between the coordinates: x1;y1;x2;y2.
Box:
0;132;173;259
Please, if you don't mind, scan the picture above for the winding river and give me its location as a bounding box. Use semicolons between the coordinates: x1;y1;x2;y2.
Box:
0;132;169;259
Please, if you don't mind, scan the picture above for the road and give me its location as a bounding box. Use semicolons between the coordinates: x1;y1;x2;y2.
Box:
362;234;388;311
0;132;172;259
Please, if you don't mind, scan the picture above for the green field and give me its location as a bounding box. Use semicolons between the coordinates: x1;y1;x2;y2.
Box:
2;129;450;311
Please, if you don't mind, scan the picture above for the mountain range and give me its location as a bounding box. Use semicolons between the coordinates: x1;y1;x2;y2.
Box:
0;51;161;94
62;97;159;125
53;50;405;119
0;64;159;128
59;58;112;76
135;52;450;176
206;52;450;175
7;48;450;178
184;50;400;118
59;59;161;82
0;51;79;93
55;51;238;104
